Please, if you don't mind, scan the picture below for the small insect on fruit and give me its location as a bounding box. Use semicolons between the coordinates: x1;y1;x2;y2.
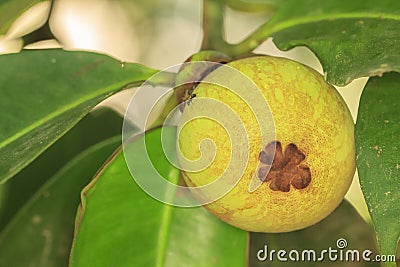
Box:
175;51;232;112
187;93;197;106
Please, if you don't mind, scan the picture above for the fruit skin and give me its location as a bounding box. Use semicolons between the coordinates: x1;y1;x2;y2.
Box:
178;56;356;233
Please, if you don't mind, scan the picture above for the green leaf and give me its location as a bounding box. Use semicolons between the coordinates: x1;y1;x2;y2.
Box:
69;128;248;267
271;0;400;85
0;136;121;267
249;200;380;266
232;0;400;86
0;108;126;230
0;0;46;35
355;72;400;264
0;49;164;184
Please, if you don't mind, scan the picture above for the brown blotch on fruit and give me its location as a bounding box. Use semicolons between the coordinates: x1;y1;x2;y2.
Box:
257;141;311;192
257;166;272;182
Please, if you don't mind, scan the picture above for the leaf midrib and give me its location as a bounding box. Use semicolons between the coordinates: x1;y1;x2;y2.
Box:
231;10;400;57
0;79;137;149
155;168;180;267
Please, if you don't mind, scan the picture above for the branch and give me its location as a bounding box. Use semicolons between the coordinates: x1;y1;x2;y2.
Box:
200;0;279;58
220;20;276;57
201;0;228;50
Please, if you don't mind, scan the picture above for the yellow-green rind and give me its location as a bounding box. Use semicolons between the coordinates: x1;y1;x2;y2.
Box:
179;56;355;233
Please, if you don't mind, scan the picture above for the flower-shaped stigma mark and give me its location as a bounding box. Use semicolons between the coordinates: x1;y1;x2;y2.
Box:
257;141;312;192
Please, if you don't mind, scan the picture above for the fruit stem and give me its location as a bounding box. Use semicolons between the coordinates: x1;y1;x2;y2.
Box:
146;70;177;87
201;0;228;51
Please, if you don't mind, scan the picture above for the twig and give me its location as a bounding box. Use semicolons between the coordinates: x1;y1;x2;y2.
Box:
221;20;277;57
201;0;228;51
